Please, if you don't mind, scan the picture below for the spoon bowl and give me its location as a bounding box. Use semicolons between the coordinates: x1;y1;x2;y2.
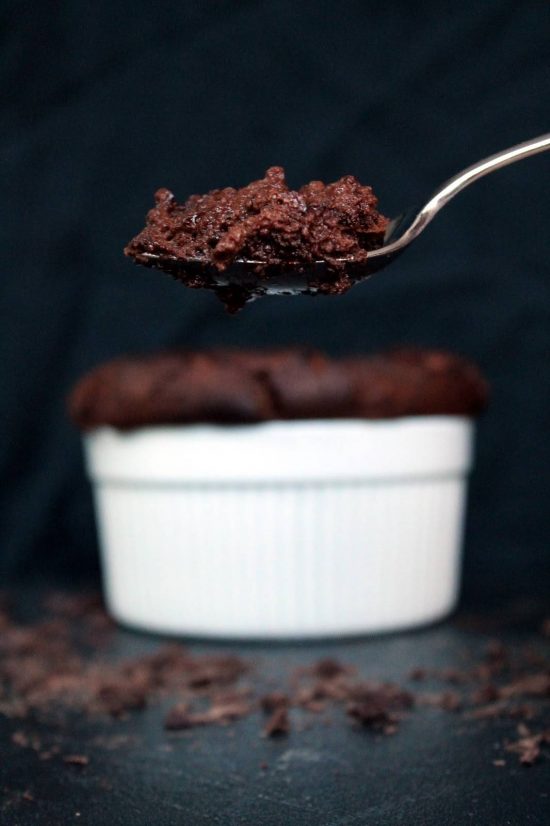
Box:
141;133;550;299
137;211;413;298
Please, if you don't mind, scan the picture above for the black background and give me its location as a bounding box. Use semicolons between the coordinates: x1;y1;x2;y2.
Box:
2;0;549;601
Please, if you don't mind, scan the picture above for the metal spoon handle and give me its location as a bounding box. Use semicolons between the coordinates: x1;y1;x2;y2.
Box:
382;133;550;254
425;132;550;212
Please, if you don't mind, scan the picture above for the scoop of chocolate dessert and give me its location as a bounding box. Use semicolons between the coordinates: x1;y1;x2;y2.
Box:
124;167;388;312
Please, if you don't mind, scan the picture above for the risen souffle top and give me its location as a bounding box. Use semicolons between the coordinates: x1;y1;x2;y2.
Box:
69;348;488;431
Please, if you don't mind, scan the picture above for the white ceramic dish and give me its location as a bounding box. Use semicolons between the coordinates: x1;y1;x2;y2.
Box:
84;416;474;638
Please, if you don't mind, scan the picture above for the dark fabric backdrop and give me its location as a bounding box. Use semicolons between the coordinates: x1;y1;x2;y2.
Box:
1;0;549;601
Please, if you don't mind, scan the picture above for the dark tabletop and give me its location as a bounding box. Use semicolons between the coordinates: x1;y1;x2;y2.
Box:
1;591;549;826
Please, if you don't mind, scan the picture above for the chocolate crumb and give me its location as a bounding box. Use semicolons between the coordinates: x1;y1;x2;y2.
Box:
293;685;327;711
466;702;505;720
347;699;398;731
517;722;531;737
470;664;495;683
485;640;508;662
500;673;550;699
199;698;251;725
419;691;462;712
440;691;463;712
507;704;537;721
263;707;290;737
96;681;148;717
11;730;30;749
408;667;427;682
62;755;89;767
164;703;193;731
165;697;251;731
43;592;104;619
260;692;290;713
185;655;248;689
505;726;550;766
471;684;500;705
521;647;547;668
541;619;550;638
466;701;537;722
438;668;469;685
506;735;541;766
348;683;414;711
310;658;352;680
345;685;412;732
492;759;506;767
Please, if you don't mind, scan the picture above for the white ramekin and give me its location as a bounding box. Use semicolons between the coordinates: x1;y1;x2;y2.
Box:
84;417;474;638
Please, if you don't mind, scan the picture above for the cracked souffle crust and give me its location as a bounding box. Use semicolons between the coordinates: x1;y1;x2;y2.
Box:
124;167;389;311
69;348;488;431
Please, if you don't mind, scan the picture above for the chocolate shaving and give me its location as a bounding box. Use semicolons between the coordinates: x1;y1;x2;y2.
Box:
438;668;469;685
1;592;549;768
466;701;536;722
185;656;247;689
492;718;550;766
263;707;290;737
499;673;550;700
197;698;251;725
163;703;193;731
505;728;550;766
96;681;148;717
62;754;89;767
260;692;290;713
485;640;508;663
43;592;105;619
470;684;500;705
164;696;251;731
11;730;31;749
418;691;462;712
346;700;398;732
309;658;353;680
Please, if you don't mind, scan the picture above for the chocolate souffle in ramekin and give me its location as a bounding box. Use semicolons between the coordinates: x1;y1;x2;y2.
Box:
70;347;487;638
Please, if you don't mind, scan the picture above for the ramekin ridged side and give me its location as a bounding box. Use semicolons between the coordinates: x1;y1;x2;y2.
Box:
84;417;473;638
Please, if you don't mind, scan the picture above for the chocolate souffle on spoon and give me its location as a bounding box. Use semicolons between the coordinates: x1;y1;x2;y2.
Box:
125;134;550;312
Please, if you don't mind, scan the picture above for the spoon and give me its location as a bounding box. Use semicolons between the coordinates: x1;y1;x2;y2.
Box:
140;133;550;299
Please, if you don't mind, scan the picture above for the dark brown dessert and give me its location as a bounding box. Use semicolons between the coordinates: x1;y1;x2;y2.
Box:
68;347;488;431
124;167;389;311
343;348;490;419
